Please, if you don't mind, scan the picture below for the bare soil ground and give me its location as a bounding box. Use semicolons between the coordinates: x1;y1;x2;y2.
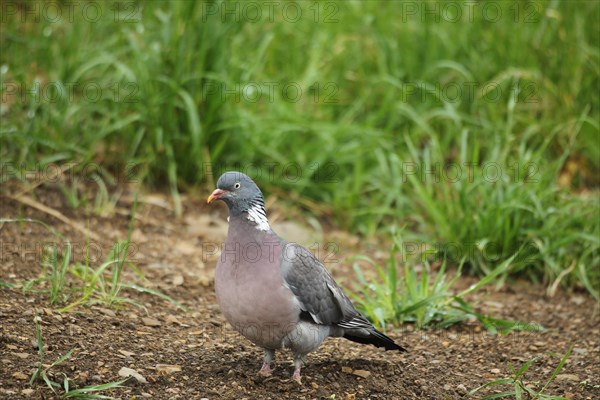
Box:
1;185;599;399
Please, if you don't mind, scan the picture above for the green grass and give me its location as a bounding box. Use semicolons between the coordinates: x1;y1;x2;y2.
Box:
1;214;184;312
1;1;599;297
402;129;600;299
467;346;574;400
30;315;126;399
350;233;542;332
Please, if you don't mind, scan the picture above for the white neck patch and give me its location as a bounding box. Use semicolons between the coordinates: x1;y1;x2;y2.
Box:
246;204;270;231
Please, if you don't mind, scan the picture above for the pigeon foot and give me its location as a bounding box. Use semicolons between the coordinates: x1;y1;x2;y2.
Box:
292;368;302;385
259;362;273;377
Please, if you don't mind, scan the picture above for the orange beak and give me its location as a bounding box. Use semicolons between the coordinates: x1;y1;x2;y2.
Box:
207;189;227;204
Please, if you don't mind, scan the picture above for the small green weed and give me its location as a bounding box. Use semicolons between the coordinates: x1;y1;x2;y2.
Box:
1;211;184;311
467;346;574;399
30;315;126;399
351;234;542;332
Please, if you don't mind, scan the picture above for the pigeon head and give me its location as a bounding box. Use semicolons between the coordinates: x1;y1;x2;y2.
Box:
207;172;270;230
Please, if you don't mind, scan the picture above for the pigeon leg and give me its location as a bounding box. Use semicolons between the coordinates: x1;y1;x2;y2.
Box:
291;354;304;385
259;349;275;376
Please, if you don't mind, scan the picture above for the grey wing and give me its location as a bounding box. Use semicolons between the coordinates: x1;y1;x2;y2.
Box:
280;242;372;329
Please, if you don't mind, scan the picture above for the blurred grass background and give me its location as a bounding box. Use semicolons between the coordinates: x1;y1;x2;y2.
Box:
1;1;599;298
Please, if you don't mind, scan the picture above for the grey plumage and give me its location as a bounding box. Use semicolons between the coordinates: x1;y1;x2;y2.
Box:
281;243;404;351
208;171;405;384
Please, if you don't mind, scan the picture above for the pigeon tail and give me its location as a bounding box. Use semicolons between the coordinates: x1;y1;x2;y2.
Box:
343;329;407;352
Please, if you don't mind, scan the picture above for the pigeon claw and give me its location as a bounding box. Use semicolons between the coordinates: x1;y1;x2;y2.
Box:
292;368;302;385
259;363;273;377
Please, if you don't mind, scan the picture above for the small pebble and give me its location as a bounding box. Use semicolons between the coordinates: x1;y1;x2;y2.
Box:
352;369;371;379
118;367;147;384
556;374;580;382
12;372;28;380
141;317;161;327
156;364;182;375
118;350;135;358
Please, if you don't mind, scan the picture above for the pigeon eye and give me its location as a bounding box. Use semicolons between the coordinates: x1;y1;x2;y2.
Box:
234;182;241;189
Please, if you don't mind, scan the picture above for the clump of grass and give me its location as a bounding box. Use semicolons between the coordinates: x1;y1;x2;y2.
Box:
400;129;600;301
30;315;126;399
67;198;140;309
1;210;184;311
40;242;72;305
467;346;574;399
56;168;121;216
351;234;542;332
